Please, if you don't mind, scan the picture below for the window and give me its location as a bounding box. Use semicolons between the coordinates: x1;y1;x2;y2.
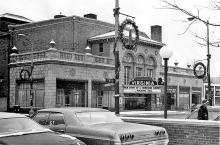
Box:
146;68;153;78
16;81;44;107
48;113;65;126
215;86;220;96
136;67;143;77
33;112;50;125
124;66;131;85
99;43;103;53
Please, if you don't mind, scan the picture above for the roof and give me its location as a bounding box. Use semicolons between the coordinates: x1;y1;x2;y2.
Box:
0;13;32;23
89;30;165;47
0;112;26;119
38;107;110;113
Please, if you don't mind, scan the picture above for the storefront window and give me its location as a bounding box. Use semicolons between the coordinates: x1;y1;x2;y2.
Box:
215;86;220;96
56;80;86;107
215;97;220;105
16;80;44;108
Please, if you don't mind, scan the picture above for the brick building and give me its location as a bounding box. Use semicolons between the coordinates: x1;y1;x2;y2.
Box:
0;13;32;111
1;13;204;112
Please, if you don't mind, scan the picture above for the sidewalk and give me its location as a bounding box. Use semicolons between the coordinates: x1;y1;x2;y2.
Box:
119;110;189;117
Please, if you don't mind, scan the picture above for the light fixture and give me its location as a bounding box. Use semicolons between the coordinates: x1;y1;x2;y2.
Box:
160;46;173;59
10;46;18;56
85;45;91;55
160;46;173;119
174;60;178;67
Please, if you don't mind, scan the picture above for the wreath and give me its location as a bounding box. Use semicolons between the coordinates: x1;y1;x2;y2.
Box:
193;62;206;79
20;69;31;81
119;19;139;51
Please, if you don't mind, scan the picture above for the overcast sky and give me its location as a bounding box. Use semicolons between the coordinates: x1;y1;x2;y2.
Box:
1;0;220;77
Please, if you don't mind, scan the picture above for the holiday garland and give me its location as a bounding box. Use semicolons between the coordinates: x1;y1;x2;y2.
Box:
119;19;139;50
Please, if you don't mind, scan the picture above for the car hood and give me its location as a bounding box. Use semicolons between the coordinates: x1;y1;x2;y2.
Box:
0;131;79;145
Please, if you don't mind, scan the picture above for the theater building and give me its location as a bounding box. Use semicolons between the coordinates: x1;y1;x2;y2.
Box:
4;13;203;111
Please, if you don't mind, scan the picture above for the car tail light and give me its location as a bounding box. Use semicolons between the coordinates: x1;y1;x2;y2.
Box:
154;130;166;136
120;133;134;142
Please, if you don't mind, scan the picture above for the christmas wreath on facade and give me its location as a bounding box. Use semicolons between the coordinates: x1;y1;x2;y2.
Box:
119;19;139;50
193;62;206;79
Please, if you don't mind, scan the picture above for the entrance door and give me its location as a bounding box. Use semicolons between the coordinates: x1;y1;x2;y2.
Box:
145;94;151;111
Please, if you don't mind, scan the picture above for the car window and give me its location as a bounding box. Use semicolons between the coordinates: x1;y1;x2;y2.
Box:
48;113;65;126
33;112;50;125
0;117;46;135
76;111;122;125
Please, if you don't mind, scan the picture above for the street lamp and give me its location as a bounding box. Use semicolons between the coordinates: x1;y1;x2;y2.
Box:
188;17;212;106
160;46;173;119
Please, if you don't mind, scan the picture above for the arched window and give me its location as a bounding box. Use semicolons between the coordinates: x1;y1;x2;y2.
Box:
147;57;155;66
123;53;134;63
137;55;144;64
146;56;157;78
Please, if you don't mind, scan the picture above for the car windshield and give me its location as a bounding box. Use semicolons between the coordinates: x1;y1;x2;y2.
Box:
75;111;123;125
0;117;48;135
187;110;220;120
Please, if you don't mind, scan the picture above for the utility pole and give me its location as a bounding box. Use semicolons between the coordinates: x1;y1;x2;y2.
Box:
114;0;120;115
206;20;212;106
7;31;12;112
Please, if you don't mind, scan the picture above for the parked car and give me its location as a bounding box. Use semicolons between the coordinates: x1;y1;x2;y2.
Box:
186;106;220;121
31;107;169;145
0;112;86;145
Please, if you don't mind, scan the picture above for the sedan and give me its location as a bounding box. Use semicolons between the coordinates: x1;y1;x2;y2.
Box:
31;107;169;145
186;106;220;121
0;112;86;145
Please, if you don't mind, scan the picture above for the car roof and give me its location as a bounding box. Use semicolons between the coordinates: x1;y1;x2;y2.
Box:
0;112;26;119
38;107;110;113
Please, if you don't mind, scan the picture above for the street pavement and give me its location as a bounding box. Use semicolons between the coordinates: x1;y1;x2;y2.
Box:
119;110;190;119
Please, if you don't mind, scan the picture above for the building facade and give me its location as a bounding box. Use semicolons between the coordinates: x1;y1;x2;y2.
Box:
2;13;204;112
0;13;31;111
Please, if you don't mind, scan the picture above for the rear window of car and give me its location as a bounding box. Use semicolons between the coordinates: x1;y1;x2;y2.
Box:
0;117;45;134
75;111;122;125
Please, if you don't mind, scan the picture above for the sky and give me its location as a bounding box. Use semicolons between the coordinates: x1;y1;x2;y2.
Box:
1;0;220;77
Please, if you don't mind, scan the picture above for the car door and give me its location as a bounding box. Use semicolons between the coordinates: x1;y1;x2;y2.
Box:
47;112;66;133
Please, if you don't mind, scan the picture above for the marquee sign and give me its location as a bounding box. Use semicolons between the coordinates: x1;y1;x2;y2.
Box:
129;80;156;86
123;85;162;94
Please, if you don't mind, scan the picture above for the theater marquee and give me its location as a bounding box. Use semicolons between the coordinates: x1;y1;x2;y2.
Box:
123;85;162;94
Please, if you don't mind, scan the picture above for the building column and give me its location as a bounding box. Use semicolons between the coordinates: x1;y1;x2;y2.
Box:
88;79;92;107
177;83;179;107
189;86;192;107
44;65;56;108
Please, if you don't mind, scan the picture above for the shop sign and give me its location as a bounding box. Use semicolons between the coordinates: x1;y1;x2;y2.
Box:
192;87;202;93
123;85;161;94
167;86;177;93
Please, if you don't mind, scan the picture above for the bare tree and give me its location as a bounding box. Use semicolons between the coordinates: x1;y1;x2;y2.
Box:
160;0;220;47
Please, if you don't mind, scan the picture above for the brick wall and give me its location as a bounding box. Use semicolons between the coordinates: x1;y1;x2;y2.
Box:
122;117;220;145
12;16;114;54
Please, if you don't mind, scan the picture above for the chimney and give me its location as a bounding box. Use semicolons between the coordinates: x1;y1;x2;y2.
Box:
151;25;162;42
84;13;97;20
